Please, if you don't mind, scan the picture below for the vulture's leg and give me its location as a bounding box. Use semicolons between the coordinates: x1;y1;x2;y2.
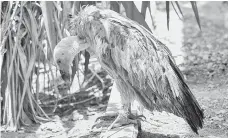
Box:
92;80;145;130
106;79;145;130
107;101;145;130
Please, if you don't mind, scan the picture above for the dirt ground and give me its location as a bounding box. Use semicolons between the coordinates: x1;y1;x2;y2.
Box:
1;1;228;138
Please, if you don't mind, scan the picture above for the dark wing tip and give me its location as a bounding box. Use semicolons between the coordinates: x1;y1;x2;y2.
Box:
168;56;204;134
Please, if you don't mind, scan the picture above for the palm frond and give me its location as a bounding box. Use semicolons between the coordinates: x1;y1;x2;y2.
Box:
40;1;56;61
141;1;149;19
171;2;183;20
175;1;184;18
190;1;201;30
165;1;201;30
121;1;151;32
166;1;170;30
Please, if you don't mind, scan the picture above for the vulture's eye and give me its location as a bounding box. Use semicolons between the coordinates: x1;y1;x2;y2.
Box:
57;60;61;64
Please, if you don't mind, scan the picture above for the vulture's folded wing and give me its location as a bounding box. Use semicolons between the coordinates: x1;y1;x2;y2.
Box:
99;14;204;133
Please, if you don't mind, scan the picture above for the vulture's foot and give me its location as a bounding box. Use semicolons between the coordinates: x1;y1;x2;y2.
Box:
97;113;145;138
92;112;145;130
107;112;146;130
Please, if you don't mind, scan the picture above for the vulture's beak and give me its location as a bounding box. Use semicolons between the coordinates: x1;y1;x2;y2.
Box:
59;70;71;84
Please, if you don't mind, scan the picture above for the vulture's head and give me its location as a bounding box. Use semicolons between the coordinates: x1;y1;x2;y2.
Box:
53;36;90;83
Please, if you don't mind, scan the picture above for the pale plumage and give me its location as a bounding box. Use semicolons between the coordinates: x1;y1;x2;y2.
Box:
54;6;204;133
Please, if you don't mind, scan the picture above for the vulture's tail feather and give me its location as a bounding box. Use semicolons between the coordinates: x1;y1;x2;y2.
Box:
169;57;204;134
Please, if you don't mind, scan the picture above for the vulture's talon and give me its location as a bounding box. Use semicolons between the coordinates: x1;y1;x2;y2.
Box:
106;112;142;131
129;114;146;121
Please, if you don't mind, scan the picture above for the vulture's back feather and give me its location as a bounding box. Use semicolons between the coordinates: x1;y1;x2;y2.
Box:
70;6;204;133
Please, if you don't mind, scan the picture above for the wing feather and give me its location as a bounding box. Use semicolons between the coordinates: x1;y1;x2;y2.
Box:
99;12;204;133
